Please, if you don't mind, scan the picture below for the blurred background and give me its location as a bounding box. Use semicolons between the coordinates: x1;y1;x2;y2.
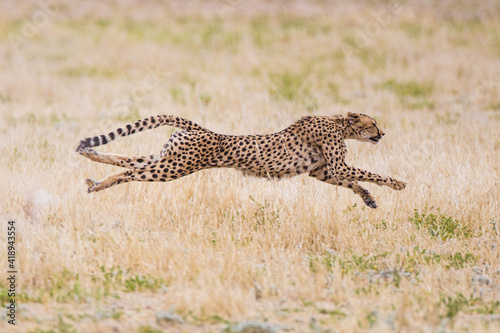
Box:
1;1;499;332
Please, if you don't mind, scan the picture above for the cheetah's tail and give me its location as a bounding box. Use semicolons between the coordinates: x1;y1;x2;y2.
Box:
75;115;206;152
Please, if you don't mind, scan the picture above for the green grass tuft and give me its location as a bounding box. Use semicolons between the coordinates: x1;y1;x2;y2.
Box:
379;79;435;109
58;66;120;79
379;79;433;98
136;326;163;333
269;71;317;110
409;209;473;240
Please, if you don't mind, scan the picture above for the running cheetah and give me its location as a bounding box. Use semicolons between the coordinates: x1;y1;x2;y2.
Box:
76;113;406;208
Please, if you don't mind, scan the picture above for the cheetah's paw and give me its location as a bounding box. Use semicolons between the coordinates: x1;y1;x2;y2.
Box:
79;148;100;162
362;193;378;209
391;179;407;191
86;178;98;193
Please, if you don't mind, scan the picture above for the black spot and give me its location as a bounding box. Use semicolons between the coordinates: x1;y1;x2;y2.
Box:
82;137;92;147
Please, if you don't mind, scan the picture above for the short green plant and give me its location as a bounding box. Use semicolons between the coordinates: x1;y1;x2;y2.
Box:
355;285;379;296
365;310;378;328
249;196;280;229
401;246;476;271
92;266;126;299
380;79;433;98
269;71;317;109
440;293;469;320
378;79;434;109
435;111;460;125
124;274;166;292
269;71;305;100
447;251;476;269
208;314;231;325
56;314;77;333
398;22;424;38
358;48;387;71
438;293;500;323
136;326;163;333
198;92;212;105
488;102;500;111
318;308;347;320
409;209;472;240
0;91;11;103
58;66;118;78
170;87;186;104
309;256;319;273
280;18;331;36
473;300;500;315
113;107;142;123
0;283;38;304
250;17;274;48
49;269;85;303
341;252;390;274
188;310;232;325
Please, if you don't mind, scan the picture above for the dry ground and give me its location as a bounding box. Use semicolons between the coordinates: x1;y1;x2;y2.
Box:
1;0;500;332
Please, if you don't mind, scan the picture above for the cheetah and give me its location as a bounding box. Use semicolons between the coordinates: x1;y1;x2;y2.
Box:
76;113;406;208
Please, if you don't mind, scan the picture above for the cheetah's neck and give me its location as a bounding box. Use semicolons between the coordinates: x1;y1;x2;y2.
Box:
335;116;356;140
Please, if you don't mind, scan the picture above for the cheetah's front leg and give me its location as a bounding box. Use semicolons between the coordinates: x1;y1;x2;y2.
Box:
309;167;378;208
337;165;406;190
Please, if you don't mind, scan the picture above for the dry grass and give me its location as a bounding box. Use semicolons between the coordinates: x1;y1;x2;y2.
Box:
1;0;500;332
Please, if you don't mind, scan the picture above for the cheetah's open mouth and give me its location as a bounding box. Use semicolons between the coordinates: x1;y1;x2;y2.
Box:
369;136;381;144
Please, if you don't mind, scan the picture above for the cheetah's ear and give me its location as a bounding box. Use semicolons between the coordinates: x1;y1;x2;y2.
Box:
347;112;359;125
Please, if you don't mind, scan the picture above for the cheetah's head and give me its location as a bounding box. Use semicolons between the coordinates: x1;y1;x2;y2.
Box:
347;112;385;144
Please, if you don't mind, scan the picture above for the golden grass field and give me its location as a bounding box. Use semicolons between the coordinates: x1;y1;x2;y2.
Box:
1;0;500;332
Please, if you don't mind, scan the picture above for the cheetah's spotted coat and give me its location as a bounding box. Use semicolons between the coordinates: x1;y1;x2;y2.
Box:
76;113;406;208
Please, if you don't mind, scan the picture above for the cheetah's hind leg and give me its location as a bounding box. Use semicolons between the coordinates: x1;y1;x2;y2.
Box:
78;147;160;169
85;178;99;193
85;169;134;193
